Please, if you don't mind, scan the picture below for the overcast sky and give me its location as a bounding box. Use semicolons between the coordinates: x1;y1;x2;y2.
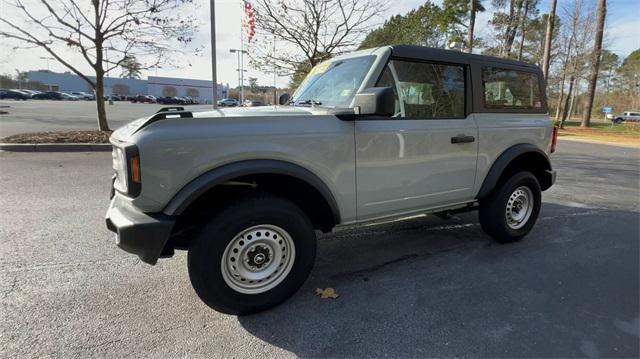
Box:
0;0;638;88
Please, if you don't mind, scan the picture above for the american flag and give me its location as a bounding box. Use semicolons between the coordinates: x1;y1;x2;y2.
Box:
243;1;256;42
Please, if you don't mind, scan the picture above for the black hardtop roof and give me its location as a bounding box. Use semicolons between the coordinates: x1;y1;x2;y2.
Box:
389;45;540;70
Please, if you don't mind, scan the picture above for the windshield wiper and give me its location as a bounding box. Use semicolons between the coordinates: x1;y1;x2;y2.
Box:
296;99;323;106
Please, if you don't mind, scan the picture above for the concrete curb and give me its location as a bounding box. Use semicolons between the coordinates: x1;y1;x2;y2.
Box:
0;143;111;152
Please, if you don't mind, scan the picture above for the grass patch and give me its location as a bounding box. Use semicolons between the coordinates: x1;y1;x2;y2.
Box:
560;120;640;135
557;120;639;146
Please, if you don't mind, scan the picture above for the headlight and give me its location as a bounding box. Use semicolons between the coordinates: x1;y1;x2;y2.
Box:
111;145;141;197
112;147;128;192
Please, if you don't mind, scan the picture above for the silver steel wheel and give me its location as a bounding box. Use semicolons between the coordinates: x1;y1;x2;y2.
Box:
221;224;295;294
505;186;534;230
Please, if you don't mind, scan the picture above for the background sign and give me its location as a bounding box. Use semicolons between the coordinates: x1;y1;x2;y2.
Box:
602;106;612;113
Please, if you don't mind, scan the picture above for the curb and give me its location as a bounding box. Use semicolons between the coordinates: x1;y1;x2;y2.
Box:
0;143;112;152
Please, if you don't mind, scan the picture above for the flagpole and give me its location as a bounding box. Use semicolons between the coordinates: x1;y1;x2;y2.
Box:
273;35;277;105
240;18;245;105
210;0;218;109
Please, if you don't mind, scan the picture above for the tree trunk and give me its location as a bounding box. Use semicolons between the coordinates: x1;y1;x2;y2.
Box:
503;0;524;57
560;74;575;128
580;0;606;128
95;72;110;131
554;81;564;123
517;0;529;61
541;0;557;79
466;0;477;53
568;86;578;120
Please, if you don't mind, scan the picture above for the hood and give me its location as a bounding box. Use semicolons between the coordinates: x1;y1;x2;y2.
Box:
110;105;352;144
192;105;325;118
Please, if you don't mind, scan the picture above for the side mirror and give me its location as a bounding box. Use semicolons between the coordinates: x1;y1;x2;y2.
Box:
353;87;395;116
278;93;291;105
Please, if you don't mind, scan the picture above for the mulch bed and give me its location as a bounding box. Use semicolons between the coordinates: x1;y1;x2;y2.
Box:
1;130;112;144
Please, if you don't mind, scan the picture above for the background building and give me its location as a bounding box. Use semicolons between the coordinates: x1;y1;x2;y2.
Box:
25;70;228;103
147;76;228;102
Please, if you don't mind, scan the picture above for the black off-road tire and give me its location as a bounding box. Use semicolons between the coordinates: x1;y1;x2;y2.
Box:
479;171;542;243
187;194;317;315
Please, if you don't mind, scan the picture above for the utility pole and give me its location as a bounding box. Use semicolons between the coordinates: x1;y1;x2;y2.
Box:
210;0;218;108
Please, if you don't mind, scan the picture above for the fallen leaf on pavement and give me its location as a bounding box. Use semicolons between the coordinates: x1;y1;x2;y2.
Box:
315;287;339;299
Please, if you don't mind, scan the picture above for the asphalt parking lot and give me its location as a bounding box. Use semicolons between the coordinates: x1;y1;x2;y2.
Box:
0;100;212;137
0;140;638;357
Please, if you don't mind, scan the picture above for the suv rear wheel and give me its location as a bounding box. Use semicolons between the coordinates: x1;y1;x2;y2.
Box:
479;171;541;243
188;194;317;315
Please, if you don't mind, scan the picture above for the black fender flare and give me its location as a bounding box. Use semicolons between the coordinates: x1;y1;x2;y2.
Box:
163;159;341;224
476;144;553;200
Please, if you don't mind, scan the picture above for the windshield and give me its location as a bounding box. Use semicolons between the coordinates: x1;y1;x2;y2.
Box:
292;55;375;108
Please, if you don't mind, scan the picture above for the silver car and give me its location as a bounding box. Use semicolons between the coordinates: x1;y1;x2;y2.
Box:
106;45;557;314
607;111;640;123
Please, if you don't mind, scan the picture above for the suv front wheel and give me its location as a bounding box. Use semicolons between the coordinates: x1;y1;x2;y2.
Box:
188;194;317;315
479;171;542;243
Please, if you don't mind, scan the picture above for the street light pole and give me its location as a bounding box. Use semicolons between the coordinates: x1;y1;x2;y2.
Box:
210;0;218;108
230;48;247;103
40;56;54;71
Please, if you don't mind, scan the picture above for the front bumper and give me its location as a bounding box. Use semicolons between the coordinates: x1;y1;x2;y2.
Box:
547;169;557;188
105;194;176;265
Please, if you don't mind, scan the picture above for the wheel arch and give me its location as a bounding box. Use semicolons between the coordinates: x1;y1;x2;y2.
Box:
163;159;341;230
477;144;553;200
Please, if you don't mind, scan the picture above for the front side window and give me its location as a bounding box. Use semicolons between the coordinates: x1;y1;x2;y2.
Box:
292;56;375;108
482;67;542;110
377;60;466;118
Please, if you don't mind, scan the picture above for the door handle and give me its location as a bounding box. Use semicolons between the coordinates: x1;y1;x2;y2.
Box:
451;135;475;144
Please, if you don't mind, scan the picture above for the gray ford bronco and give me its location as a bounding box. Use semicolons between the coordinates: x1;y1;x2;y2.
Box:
106;45;557;314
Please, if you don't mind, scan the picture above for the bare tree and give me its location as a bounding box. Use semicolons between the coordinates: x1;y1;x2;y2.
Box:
580;0;606;127
249;0;386;78
541;0;557;79
0;0;199;131
555;0;596;127
501;0;525;57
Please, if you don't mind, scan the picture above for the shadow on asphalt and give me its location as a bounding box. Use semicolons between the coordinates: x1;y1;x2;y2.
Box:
237;203;639;357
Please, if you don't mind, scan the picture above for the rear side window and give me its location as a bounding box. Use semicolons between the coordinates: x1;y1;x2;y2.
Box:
390;60;466;118
482;67;542;110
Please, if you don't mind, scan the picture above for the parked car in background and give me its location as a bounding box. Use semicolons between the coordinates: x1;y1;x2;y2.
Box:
71;91;95;100
157;96;184;105
217;98;240;107
607;111;640;123
32;91;64;100
111;94;130;101
184;97;199;105
19;89;41;97
10;89;34;98
61;92;81;101
243;99;265;107
131;95;157;103
0;89;30;100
